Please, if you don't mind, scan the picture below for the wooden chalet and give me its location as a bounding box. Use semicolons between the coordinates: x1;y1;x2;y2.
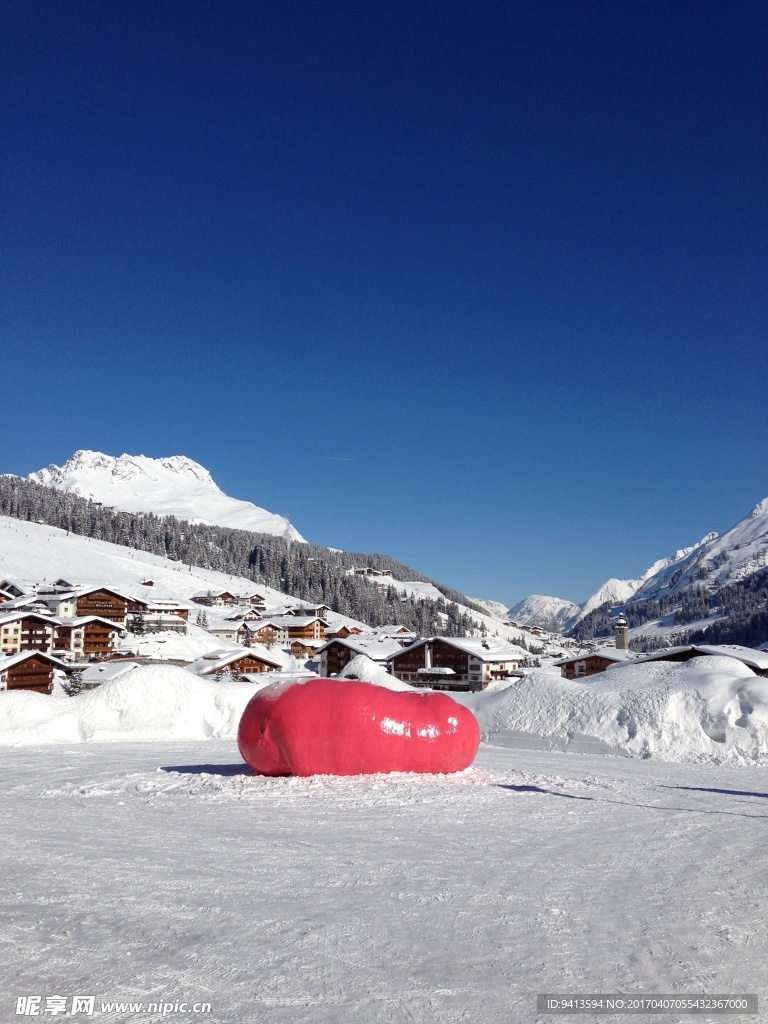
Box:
0;610;120;660
196;649;284;676
0;651;68;694
269;616;328;641
388;637;523;691
554;649;635;679
74;588;129;625
241;621;284;645
53;617;121;659
191;589;267;609
317;636;404;677
289;638;322;658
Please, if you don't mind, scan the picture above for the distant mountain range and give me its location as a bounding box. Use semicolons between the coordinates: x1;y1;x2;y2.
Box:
28;451;305;542
18;451;768;648
512;498;768;638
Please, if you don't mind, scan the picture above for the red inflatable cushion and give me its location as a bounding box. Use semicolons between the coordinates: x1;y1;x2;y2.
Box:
237;677;480;776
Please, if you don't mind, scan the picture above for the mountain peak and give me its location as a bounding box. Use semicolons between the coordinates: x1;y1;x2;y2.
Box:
28;451;305;541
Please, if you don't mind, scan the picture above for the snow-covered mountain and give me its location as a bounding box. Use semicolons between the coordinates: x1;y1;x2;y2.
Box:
513;497;768;632
28;451;305;541
628;499;768;603
506;595;579;633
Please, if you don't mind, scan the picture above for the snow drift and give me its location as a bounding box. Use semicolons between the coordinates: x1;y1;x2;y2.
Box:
461;656;768;763
5;657;768;764
0;666;263;746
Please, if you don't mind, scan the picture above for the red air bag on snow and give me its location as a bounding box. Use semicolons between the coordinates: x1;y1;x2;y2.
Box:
237;677;480;776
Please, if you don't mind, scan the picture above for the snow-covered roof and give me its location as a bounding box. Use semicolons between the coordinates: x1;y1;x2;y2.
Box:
266;615;328;627
0;650;69;670
393;636;526;663
189;643;285;674
623;644;768;674
80;661;141;683
317;635;405;661
554;648;637;666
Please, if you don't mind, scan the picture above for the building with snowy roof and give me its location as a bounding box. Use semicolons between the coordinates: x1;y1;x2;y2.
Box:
317;635;405;677
387;636;525;691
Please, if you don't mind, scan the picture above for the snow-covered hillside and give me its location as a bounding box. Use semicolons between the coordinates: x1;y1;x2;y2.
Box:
507;594;579;632
514;496;768;630
27;450;305;541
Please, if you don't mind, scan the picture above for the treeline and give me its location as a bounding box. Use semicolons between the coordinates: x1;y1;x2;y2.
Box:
567;566;768;650
0;475;484;635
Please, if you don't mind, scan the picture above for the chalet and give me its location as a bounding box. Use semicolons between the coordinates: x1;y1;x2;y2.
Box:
0;610;122;660
52;617;121;659
36;591;79;617
191;590;240;607
38;587;130;625
0;588;14;604
0;611;57;655
263;616;329;642
366;624;418;645
387;637;524;691
0;612;24;655
352;567;394;578
240;620;285;645
283;603;332;619
192;647;284;677
289;638;322;659
554;649;636;679
0;579;36;598
191;589;267;609
325;623;364;640
0;651;68;694
316;636;405;677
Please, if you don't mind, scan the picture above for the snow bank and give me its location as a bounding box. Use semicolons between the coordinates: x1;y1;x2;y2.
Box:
338;654;415;691
460;657;768;763
0;665;265;746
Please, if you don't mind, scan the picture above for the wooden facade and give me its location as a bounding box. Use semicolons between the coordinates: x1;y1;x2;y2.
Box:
558;653;623;679
0;652;59;694
75;589;128;625
389;638;519;691
318;639;357;676
285;618;328;641
202;652;282;675
242;623;282;645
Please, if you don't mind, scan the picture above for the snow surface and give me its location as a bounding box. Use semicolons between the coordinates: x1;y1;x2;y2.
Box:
0;666;260;746
5;655;768;768
458;657;768;764
2;740;766;1022
27;450;305;541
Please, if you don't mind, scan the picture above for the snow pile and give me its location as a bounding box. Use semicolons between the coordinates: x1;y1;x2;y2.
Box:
0;665;263;746
338;654;415;691
461;656;768;762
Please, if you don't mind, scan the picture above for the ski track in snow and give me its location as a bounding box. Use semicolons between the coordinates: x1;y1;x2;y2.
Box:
2;742;767;1023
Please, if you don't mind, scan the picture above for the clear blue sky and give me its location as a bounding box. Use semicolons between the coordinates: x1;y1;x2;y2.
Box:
2;0;767;606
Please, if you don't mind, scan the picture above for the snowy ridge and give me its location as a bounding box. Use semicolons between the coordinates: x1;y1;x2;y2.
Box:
506;595;579;632
513;496;768;630
28;450;305;541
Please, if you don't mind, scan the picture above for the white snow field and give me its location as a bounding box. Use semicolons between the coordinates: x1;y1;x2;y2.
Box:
2;662;768;1021
2;740;766;1024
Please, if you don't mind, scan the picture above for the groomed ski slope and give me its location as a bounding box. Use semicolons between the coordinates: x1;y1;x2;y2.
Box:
2;740;765;1023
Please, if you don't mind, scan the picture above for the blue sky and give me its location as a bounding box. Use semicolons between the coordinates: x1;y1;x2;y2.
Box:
2;0;767;606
